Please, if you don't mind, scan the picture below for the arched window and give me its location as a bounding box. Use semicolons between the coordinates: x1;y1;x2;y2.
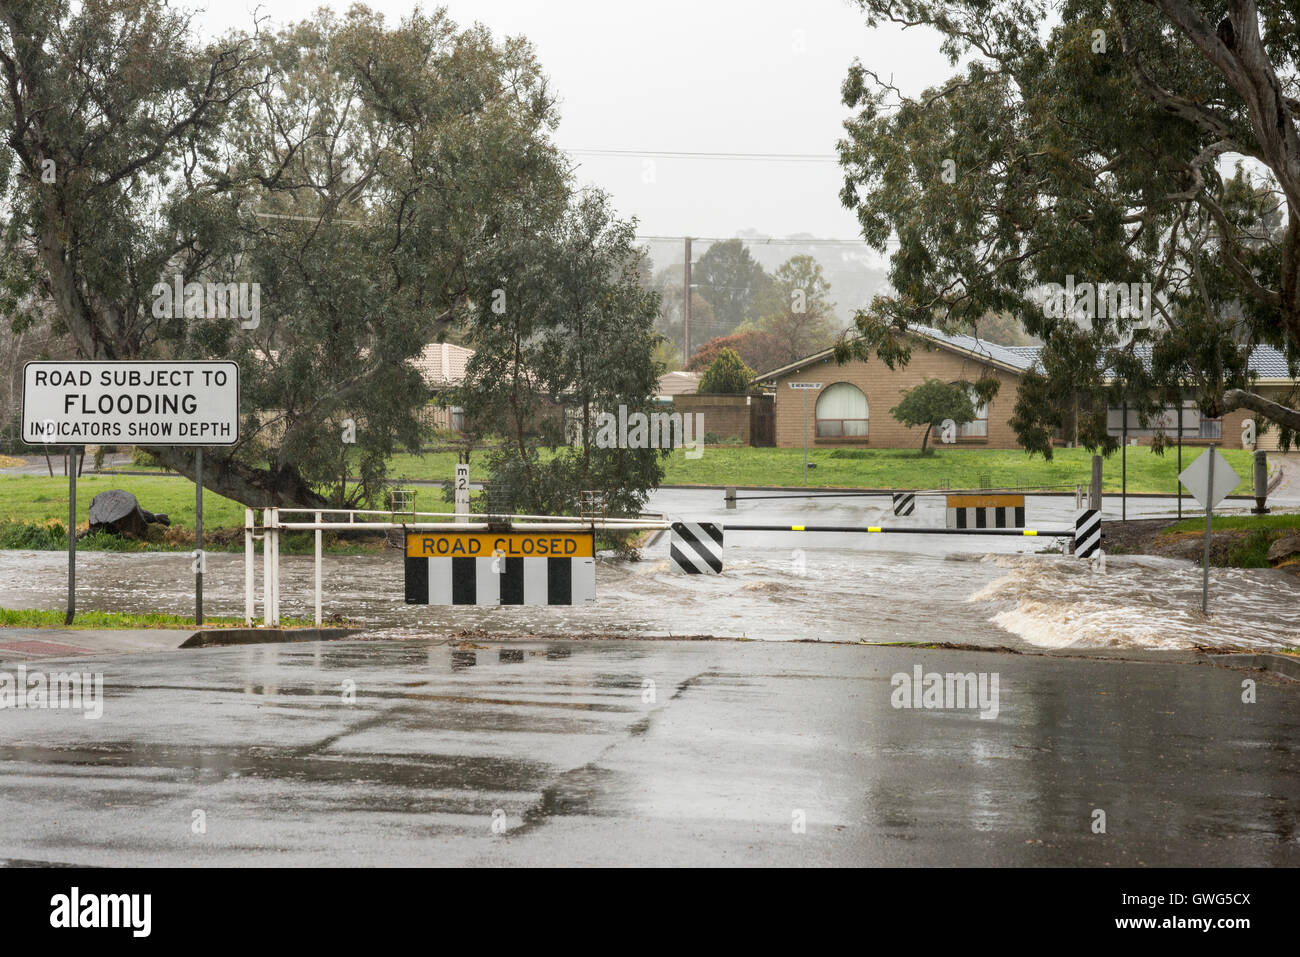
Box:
953;382;988;438
815;383;868;438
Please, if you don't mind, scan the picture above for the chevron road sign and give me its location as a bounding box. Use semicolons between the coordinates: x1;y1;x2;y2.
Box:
670;522;724;574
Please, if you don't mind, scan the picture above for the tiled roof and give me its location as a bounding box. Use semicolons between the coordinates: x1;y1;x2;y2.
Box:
1245;344;1294;378
752;324;1299;384
411;341;474;386
908;325;1039;372
1109;343;1296;380
656;370;701;397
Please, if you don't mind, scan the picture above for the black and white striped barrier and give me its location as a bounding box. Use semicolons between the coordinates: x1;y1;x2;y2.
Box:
669;510;1101;573
404;531;596;605
946;494;1025;529
1073;509;1101;558
891;492;915;516
670;522;724;574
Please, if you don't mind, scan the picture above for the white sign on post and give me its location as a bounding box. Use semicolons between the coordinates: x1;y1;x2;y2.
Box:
1178;447;1240;510
788;381;822;390
22;361;239;446
454;463;470;523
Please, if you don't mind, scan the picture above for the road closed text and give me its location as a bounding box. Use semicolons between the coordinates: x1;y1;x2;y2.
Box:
407;532;595;558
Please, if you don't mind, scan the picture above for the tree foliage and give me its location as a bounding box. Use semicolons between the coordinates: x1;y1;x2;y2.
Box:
687;330;788;376
0;2;586;505
698;348;755;394
692;239;771;335
755;254;836;366
890;378;977;453
836;0;1300;456
458;189;665;517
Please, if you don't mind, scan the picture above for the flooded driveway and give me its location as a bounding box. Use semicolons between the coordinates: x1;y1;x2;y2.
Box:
0;489;1296;651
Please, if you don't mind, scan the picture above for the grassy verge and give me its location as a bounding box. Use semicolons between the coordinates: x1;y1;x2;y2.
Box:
0;607;315;629
659;445;1257;494
0;473;459;553
1155;513;1300;569
0;474;249;528
1166;513;1300;534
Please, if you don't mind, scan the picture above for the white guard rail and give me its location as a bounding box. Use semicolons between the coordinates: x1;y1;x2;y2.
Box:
244;508;671;627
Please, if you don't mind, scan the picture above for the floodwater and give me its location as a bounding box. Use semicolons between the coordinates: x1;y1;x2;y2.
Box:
0;488;1296;651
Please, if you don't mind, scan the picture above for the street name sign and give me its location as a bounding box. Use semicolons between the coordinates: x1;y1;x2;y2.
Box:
789;381;822;390
1179;448;1239;510
22;361;239;445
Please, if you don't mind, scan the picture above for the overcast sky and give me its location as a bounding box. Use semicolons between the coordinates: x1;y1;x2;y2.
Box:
194;1;954;243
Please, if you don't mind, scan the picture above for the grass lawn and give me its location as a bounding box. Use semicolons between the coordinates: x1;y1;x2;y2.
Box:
1167;513;1300;534
659;445;1258;494
0;607;313;629
1158;513;1300;569
0;474;250;529
258;444;1260;495
0;473;459;553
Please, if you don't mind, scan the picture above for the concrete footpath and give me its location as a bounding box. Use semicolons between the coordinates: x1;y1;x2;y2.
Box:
0;637;1296;866
0;628;195;661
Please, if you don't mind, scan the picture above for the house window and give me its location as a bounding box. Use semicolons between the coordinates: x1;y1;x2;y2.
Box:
1199;417;1222;439
955;383;988;438
815;383;868;438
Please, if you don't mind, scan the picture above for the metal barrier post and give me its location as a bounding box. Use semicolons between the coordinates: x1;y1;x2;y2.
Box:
271;507;281;626
244;507;255;626
262;507;273;627
314;510;322;626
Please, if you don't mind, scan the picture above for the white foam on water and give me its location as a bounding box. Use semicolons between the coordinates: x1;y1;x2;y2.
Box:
968;553;1300;650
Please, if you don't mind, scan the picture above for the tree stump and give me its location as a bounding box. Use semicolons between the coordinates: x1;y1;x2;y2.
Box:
87;489;171;539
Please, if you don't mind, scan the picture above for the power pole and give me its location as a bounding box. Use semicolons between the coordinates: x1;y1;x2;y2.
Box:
683;236;692;367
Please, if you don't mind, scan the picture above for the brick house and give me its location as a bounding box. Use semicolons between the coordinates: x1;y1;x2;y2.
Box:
410;341;474;432
753;325;1295;452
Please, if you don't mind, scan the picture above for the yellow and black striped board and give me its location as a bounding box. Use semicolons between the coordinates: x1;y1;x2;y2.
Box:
945;494;1025;529
404;531;595;605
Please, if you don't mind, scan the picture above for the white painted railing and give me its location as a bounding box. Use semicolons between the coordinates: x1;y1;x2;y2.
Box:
243;508;670;627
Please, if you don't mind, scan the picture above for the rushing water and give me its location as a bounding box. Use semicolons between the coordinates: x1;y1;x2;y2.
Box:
0;489;1296;650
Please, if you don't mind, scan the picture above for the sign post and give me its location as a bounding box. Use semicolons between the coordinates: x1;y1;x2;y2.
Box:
195;447;203;625
788;382;821;485
66;446;78;624
22;360;240;627
1178;445;1241;614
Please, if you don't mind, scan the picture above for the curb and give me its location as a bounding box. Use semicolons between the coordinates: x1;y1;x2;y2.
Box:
179;626;365;649
1209;652;1300;681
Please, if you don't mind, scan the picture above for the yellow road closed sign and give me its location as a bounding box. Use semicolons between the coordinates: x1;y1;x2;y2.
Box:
405;531;595;606
406;531;594;558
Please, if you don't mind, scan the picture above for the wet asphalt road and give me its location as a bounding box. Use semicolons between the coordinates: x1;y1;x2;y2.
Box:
0;638;1296;866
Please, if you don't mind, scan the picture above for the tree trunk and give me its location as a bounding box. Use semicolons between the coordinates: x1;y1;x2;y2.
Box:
921;423;932;454
1220;389;1300;432
147;446;329;510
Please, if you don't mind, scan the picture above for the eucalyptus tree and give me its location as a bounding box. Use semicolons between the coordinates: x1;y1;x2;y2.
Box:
1;1;569;505
458;188;665;517
836;0;1300;453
